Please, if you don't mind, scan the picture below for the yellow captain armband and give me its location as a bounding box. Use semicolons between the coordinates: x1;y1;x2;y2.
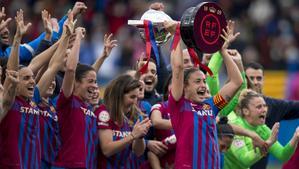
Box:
213;93;228;110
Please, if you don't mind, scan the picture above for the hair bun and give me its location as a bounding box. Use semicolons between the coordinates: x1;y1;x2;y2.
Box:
218;116;228;124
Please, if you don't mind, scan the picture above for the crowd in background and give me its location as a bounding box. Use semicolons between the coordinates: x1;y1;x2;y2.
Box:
1;0;299;84
0;0;299;168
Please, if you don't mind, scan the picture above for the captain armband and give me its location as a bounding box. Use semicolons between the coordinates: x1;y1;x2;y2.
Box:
213;94;228;110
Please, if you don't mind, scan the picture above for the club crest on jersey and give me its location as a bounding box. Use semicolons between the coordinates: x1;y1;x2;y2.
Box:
99;111;110;122
233;139;245;148
80;107;96;118
202;104;211;110
30;101;37;107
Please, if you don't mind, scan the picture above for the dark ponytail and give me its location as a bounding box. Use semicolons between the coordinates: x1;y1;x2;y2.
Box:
217;117;234;138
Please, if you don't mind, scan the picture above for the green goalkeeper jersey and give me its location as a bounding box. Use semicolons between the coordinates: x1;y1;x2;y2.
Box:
224;116;295;169
206;52;247;117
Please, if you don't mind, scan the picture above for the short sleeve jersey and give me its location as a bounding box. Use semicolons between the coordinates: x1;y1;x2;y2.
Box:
151;101;176;168
54;91;98;169
0;96;41;169
96;105;139;169
168;92;226;169
35;87;60;164
151;101;174;141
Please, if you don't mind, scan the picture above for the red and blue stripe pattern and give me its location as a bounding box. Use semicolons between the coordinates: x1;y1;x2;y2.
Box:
39;103;60;165
54;91;98;169
0;97;41;169
97;105;140;169
34;88;61;165
168;92;226;169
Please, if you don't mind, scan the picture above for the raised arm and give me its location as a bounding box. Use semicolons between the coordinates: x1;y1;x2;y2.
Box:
218;21;243;102
41;9;53;42
270;127;299;162
3;2;85;63
219;49;247;116
206;52;223;96
1;10;30;120
92;33;117;73
37;19;72;97
5;10;31;71
28;10;60;75
28;42;59;75
0;7;11;32
61;23;83;98
0;70;19;122
164;21;183;101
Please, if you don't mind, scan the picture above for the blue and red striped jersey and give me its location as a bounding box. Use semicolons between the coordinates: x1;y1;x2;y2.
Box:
151;101;176;168
54;91;98;169
34;88;60;164
0;96;41;169
96;105;139;169
168;92;227;169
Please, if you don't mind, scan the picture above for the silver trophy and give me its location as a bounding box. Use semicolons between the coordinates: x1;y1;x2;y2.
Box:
128;9;173;46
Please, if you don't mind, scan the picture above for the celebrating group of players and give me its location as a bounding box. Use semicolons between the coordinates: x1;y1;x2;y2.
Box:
0;1;299;169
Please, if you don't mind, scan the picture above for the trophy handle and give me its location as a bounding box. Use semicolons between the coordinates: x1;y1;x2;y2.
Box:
128;20;164;27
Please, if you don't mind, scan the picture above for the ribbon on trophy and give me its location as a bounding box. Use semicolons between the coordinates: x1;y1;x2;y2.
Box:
187;48;213;76
171;22;213;76
139;20;160;74
170;23;181;51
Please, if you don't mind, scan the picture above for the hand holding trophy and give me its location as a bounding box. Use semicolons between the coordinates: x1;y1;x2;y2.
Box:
128;3;173;46
128;2;228;74
128;3;173;73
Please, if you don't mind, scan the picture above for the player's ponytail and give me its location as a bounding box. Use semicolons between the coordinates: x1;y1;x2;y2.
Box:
217;116;234;138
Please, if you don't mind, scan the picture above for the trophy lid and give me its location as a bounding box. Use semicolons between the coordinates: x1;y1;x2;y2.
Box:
128;9;173;46
140;9;173;24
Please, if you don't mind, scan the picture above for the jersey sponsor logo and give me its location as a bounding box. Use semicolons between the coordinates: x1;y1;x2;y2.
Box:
112;130;131;138
20;106;40;115
191;103;213;116
80;107;96;118
196;109;213;116
233;139;245;148
98;111;110;122
40;110;58;121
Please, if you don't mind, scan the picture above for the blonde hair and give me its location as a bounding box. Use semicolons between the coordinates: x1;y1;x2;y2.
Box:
237;89;263;116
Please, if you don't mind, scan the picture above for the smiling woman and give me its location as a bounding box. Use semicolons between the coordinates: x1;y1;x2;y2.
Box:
0;9;42;169
96;74;152;169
